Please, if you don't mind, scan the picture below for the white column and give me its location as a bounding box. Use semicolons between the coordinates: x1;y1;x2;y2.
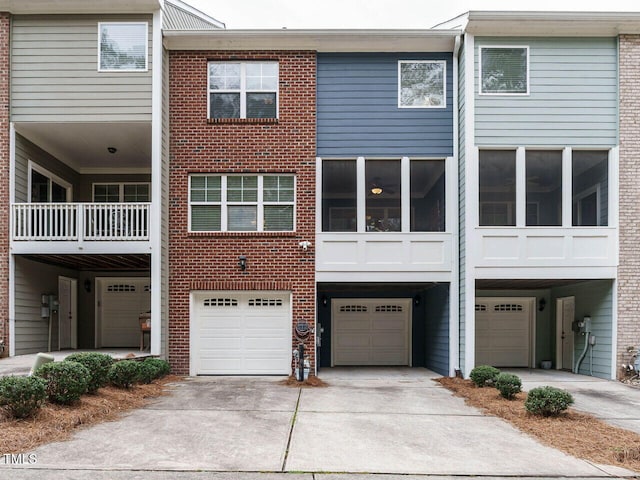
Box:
401;157;410;233
356;157;366;233
562;147;572;227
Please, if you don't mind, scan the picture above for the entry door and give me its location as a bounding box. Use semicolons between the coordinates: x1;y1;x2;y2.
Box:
332;298;411;366
58;277;77;350
556;297;575;370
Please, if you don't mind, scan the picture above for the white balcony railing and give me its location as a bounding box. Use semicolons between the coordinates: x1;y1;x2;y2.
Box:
12;203;150;242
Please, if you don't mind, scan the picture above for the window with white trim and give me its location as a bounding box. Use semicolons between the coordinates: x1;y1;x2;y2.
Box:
208;62;278;119
189;174;294;232
398;60;446;108
93;183;150;203
479;46;529;95
29;162;72;203
99;22;148;72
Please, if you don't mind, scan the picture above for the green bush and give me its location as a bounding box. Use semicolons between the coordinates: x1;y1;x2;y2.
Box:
108;360;141;389
143;358;170;378
525;386;574;416
137;362;158;384
494;372;522;399
34;361;90;405
469;365;501;387
65;352;114;393
0;375;47;419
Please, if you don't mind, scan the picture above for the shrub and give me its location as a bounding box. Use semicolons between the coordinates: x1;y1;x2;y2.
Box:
0;375;47;419
469;365;501;387
144;358;170;378
137;362;158;384
34;361;90;405
108;360;141;389
525;386;574;416
65;352;114;393
494;372;522;399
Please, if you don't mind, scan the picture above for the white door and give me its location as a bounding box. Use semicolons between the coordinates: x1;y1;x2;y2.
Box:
98;278;151;348
58;277;77;350
556;296;575;370
475;297;533;368
332;298;411;366
192;291;291;375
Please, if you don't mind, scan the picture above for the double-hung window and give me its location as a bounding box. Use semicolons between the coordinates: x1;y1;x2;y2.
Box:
98;22;148;72
208;62;279;119
398;60;446;108
479;46;529;95
190;174;294;232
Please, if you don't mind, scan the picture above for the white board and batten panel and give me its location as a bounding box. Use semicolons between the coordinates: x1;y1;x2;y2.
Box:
475;297;534;368
332;298;411;366
191;291;292;375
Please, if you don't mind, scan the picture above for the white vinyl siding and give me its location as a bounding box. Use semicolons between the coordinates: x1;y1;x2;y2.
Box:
11;15;153;122
475;37;618;146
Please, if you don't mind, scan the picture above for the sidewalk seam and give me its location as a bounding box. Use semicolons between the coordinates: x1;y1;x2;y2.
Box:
281;387;302;472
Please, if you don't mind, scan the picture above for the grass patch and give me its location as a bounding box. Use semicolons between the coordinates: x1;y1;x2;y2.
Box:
436;376;640;473
0;375;181;454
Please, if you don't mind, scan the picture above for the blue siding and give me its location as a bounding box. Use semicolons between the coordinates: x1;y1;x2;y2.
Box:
317;53;454;157
425;284;450;375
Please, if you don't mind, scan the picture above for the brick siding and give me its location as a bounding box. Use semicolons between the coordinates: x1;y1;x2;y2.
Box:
168;50;316;375
617;35;640;377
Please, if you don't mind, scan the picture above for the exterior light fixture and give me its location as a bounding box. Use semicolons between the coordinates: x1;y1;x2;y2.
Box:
107;147;117;154
539;298;546;311
370;186;383;195
84;279;91;293
238;255;247;271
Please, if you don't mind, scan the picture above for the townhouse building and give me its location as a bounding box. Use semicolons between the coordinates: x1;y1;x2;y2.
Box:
0;1;639;382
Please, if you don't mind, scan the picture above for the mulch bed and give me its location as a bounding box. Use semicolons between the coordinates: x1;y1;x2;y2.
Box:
0;375;181;454
436;376;640;472
278;375;329;388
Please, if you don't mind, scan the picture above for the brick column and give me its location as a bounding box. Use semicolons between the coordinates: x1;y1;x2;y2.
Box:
617;35;640;376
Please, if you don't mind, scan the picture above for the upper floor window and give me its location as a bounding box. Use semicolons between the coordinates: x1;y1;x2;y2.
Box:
573;151;608;226
29;162;72;203
93;183;150;203
479;150;516;226
322;158;446;233
398;61;446;108
189;174;294;232
479;46;529;95
208;62;279;119
99;23;148;72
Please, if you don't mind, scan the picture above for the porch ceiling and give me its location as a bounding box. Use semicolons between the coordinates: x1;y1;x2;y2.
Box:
15;122;151;174
476;279;594;290
22;254;150;271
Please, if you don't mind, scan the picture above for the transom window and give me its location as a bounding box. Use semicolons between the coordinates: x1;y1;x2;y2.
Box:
398;60;446;108
479;46;529;95
208;62;279;119
322;158;446;233
189;174;294;232
93;183;150;203
98;23;148;72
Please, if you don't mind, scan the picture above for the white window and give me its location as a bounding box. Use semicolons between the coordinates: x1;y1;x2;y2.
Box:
398;61;446;108
189;175;294;232
98;22;148;72
93;183;150;203
208;62;279;119
479;46;529;95
28;161;72;203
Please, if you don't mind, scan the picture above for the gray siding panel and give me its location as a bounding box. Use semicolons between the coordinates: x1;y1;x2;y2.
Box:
317;53;454;157
12;15;153;123
14;133;80;203
425;284;450;375
475;37;617;146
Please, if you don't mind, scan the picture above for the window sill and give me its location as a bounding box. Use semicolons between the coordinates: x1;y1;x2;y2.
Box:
207;118;279;125
189;231;297;238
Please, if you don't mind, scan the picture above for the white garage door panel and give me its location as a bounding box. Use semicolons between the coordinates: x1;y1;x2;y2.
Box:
193;292;291;375
100;278;151;348
332;298;411;366
475;298;532;368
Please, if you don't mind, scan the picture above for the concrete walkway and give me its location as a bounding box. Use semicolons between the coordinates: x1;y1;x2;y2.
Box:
504;368;640;434
0;368;636;478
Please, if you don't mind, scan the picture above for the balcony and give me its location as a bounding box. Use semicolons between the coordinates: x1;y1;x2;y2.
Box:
11;203;151;254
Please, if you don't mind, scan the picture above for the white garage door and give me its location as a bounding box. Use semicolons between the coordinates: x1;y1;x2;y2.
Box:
332;298;411;366
192;291;291;375
475;297;532;367
99;277;151;348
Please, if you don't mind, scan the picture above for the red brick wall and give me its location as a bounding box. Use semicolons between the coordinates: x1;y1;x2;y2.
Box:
168;50;316;375
0;14;9;356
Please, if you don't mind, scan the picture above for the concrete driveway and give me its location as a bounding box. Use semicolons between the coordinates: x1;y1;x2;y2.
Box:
0;368;636;478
